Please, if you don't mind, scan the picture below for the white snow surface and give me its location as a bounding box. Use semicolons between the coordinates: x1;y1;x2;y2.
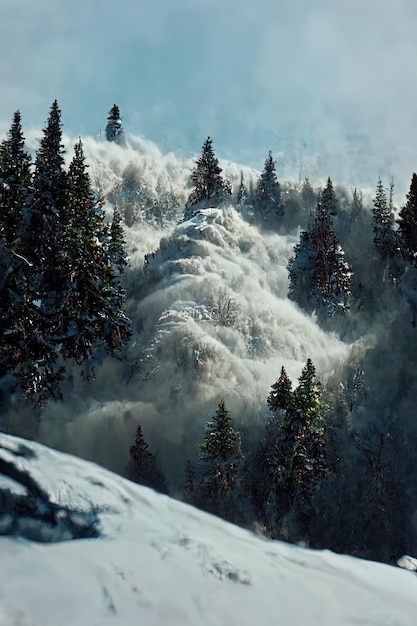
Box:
1;434;417;626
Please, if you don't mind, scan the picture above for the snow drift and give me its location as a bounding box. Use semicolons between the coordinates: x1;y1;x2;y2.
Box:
1;433;417;626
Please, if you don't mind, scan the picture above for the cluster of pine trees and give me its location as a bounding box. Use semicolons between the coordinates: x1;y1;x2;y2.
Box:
126;358;327;542
0;102;131;407
186;135;417;333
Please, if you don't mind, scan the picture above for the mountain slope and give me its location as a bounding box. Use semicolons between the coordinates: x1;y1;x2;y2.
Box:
1;433;417;626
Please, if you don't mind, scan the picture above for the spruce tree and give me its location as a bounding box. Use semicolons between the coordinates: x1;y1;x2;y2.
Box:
267;366;292;413
109;208;128;273
251;359;326;539
10;101;68;405
372;179;397;259
288;179;352;320
190;399;243;520
254;151;284;227
397;173;417;265
321;176;338;216
125;425;168;493
0;111;33;404
62;139;131;368
105;104;124;143
0;110;32;244
0;106;132;406
185;137;231;214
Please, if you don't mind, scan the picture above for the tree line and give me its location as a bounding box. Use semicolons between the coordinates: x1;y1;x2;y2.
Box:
0;102;131;407
126;357;327;542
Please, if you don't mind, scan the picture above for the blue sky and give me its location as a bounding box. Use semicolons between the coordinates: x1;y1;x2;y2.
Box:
1;0;417;190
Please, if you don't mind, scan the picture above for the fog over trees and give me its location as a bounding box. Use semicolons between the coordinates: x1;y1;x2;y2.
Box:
2;102;417;565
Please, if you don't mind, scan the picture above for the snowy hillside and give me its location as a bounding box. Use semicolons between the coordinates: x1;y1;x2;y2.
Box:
1;433;417;626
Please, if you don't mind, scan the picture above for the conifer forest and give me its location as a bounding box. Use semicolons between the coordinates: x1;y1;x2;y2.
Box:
3;101;417;565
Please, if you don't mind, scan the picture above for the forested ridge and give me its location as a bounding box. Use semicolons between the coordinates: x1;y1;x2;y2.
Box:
2;102;417;565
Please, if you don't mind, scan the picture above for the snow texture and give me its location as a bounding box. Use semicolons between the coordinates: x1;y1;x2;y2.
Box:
1;433;417;626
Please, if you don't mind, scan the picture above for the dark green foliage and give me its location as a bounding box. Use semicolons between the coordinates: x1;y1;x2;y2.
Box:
105;104;124;143
0;104;132;407
321;176;338;216
251;359;327;539
1;102;68;405
125;425;168;494
254;151;284;228
0;110;32;244
60;140;132;369
267;366;292;413
186;399;243;521
0;112;34;402
372;179;397;259
185;137;231;215
109;208;128;272
288;178;352;320
397;173;417;265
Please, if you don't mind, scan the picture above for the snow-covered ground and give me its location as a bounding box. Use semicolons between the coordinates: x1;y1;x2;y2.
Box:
1;433;416;626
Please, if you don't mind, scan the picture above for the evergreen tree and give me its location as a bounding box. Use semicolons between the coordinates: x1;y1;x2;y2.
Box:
189;399;243;520
105;104;124;143
254;151;284;227
62;139;131;368
372;179;397;259
0;111;33;404
109;208;128;273
0;110;32;244
125;425;168;493
267;366;292;413
185;137;231;215
0;107;132;407
288;179;352;320
321;176;338;216
10;101;68;405
251;359;326;539
397;173;417;265
28;99;67;283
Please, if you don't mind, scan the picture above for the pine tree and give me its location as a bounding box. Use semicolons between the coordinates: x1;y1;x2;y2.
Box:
288;179;352;320
190;399;243;520
0;111;33;404
0;110;32;244
251;359;326;539
125;425;168;493
372;179;397;259
397;173;417;265
109;208;128;273
62;139;131;368
10;101;68;405
267;366;293;413
105;104;124;143
185;137;231;214
254;151;284;227
321;176;338;216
